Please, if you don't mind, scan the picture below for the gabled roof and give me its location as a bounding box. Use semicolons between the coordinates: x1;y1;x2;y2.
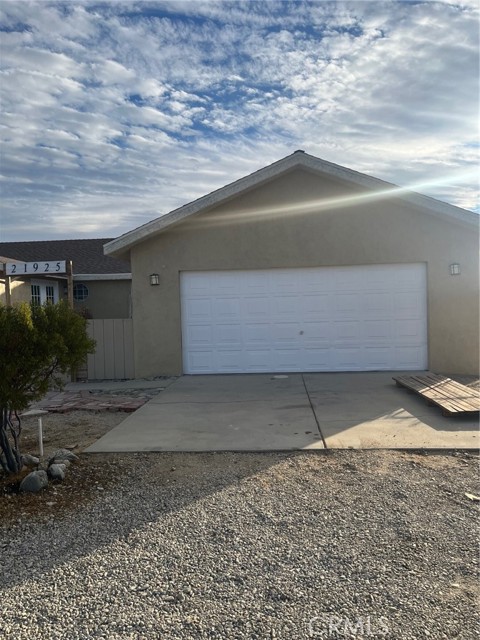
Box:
105;150;478;257
0;239;130;276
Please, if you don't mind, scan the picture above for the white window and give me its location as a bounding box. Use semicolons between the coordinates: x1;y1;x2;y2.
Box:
31;281;58;305
31;284;42;305
45;285;55;304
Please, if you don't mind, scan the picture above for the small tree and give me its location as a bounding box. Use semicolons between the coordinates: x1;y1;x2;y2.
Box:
0;301;95;475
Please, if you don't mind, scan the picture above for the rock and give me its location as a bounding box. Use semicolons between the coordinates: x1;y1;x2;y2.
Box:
49;456;73;467
48;449;79;466
21;454;40;468
48;464;66;481
19;470;48;493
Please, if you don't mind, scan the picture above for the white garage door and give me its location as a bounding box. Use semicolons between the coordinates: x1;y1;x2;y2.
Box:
181;264;427;374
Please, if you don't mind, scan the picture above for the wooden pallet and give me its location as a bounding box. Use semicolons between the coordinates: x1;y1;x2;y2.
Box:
393;373;480;416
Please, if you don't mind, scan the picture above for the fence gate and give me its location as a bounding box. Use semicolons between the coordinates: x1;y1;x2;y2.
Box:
86;319;134;380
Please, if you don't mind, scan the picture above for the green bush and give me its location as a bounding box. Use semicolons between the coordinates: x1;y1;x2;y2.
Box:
0;302;95;474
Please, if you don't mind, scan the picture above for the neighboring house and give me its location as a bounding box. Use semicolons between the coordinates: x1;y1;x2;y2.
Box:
0;239;131;319
103;151;478;378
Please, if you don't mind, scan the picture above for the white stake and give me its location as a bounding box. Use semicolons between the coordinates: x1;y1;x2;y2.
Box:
20;409;48;458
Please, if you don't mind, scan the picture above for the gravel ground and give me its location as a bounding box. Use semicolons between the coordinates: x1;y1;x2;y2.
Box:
18;410;126;460
0;450;479;640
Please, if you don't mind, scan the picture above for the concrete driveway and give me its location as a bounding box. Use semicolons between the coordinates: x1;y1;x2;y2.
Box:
86;372;479;453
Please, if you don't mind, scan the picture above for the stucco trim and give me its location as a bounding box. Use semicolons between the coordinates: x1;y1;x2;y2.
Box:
104;151;478;257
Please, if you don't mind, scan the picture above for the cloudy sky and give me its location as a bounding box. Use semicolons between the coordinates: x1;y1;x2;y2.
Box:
0;0;478;242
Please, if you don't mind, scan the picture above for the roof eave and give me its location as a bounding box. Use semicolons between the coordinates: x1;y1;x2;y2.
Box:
104;151;478;257
104;153;307;257
73;273;132;281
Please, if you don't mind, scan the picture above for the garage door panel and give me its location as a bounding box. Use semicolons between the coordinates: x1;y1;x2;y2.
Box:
214;297;241;318
215;272;241;293
187;350;214;373
181;264;427;373
303;348;331;370
217;324;242;345
243;323;271;345
393;291;424;317
183;273;213;295
393;345;426;369
361;292;391;316
302;270;332;292
244;297;270;317
244;271;270;293
273;295;301;317
334;321;361;341
363;319;392;340
335;348;363;370
303;321;331;341
271;322;302;343
394;318;425;340
363;265;396;287
244;350;272;371
186;298;212;320
273;271;300;293
364;347;392;369
394;265;426;289
302;294;331;317
335;293;360;315
216;350;245;372
273;349;302;370
187;324;213;346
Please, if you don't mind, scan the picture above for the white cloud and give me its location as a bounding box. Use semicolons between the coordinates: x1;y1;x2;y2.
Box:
0;0;478;242
93;59;137;85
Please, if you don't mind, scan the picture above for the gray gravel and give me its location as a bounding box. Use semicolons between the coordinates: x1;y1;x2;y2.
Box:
1;450;479;639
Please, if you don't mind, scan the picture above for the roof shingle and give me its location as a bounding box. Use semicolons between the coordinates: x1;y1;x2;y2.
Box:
0;239;130;275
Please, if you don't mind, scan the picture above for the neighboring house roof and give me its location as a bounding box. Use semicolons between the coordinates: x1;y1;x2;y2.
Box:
0;239;131;279
0;256;23;276
105;150;478;258
0;256;23;267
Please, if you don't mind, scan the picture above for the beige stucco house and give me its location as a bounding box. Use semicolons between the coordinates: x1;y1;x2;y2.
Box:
105;151;479;378
0;239;131;319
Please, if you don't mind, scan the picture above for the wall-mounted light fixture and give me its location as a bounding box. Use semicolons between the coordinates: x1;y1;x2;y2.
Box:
449;263;460;276
149;273;160;286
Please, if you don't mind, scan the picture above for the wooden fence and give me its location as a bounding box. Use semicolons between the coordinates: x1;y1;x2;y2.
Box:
85;319;134;380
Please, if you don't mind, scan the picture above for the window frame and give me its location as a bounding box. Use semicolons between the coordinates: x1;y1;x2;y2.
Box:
30;280;59;305
73;282;89;302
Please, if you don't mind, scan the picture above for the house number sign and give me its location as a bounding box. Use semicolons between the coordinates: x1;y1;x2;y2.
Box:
6;261;67;276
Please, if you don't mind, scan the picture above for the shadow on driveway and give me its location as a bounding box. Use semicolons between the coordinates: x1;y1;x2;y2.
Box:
303;372;478;449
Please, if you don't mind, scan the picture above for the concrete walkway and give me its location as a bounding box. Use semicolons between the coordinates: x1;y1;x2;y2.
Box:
86;373;479;452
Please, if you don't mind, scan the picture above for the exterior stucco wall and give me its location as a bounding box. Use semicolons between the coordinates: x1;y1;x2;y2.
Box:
0;276;131;320
0;277;65;305
73;280;131;319
129;168;479;377
0;278;31;305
